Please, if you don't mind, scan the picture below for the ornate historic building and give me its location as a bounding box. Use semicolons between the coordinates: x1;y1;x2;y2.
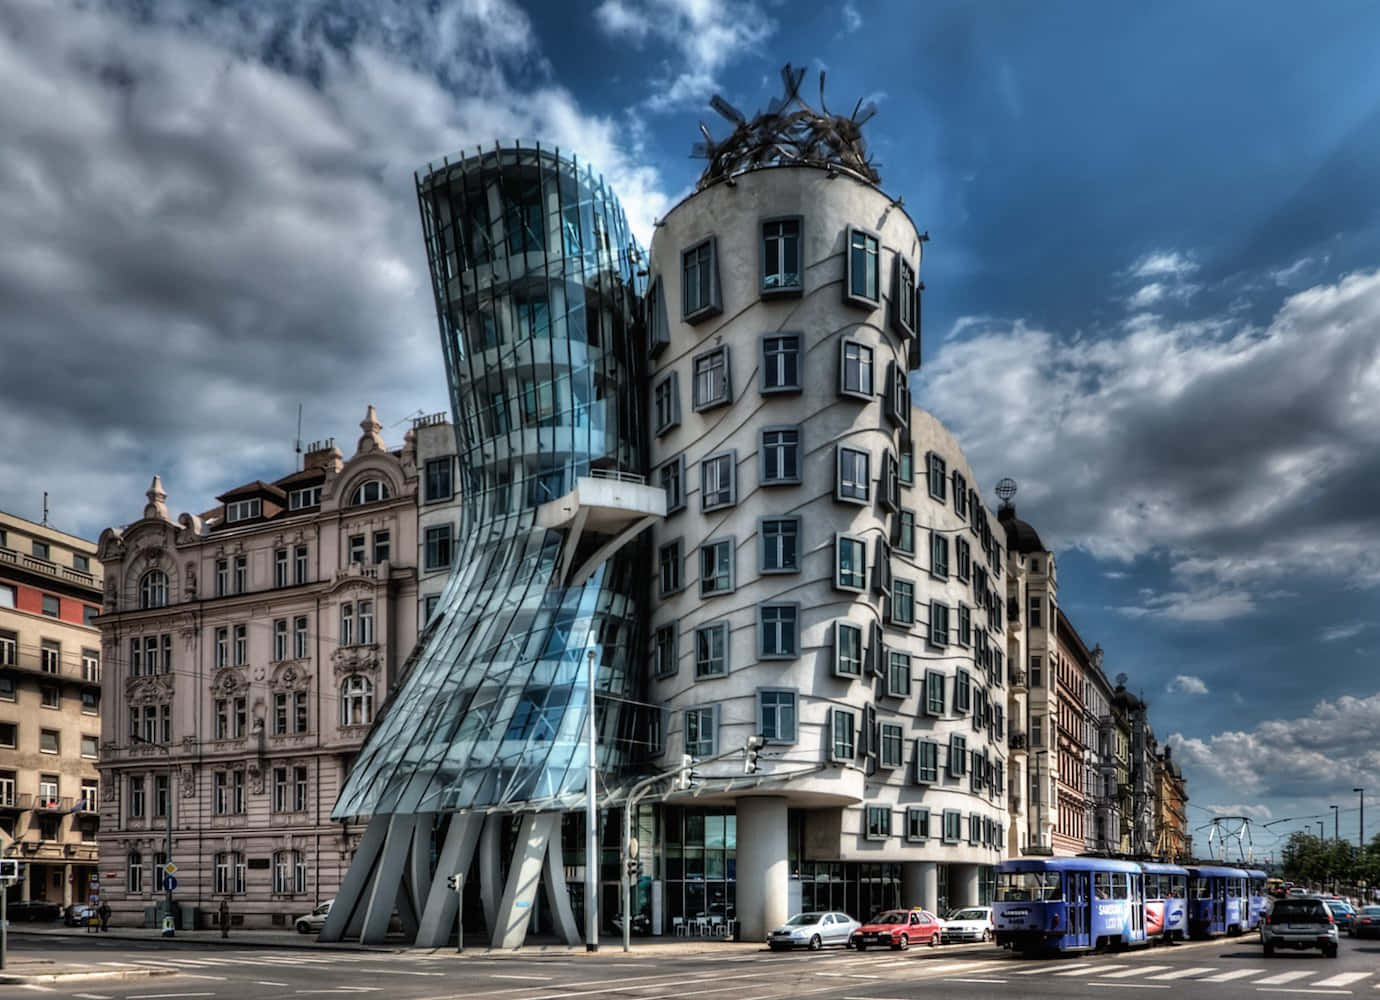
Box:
95;409;418;928
0;511;103;908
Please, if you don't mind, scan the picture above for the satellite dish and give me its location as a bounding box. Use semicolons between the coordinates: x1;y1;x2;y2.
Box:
995;478;1017;503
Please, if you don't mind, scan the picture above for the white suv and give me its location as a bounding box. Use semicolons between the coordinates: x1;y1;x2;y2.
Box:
1261;896;1339;958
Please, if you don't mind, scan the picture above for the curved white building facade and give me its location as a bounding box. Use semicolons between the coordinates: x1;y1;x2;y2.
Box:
645;164;1010;939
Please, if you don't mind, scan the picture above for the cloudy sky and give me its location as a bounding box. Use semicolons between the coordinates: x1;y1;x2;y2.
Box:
3;0;1378;854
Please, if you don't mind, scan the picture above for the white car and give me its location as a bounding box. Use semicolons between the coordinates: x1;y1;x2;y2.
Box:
767;911;861;950
942;906;993;943
294;898;334;934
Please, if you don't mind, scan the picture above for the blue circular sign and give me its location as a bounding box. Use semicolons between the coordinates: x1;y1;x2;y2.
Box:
163;875;178;892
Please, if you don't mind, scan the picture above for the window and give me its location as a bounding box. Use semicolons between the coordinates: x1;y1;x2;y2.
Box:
846;227;880;305
294;765;308;811
889;579;915;628
214;699;229;740
681;237;721;322
234;697;247;738
84;604;98;626
836;447;870;504
424;458;453;502
226;498;261;523
214;627;229;669
758;689;797;743
692;345;732;411
926;452;948;501
214;852;246;895
294;690;308;733
358;600;374;644
0;722;14;748
31;539;51;561
233;554;247;593
340;603;354;646
915;740;939;783
760;517;799;573
129;775;145;818
834;621;863;677
657;539;683;597
699;539;735;596
941;810;962;844
835;534;866;592
215;559;229;596
646;275;671;357
294;545;309;584
39;729;59;754
930;601;950;647
760;427;800;484
424;594;440;623
700;452;736;511
759;604;798;659
293;616;309;659
760;334;801;392
273;548;288;588
899;445;913;485
1028;593;1043;629
1030;654;1043;687
154;775;169;818
350;480;391;505
273;619;288;661
956;537;971;582
879;724;903;769
685;706;716;757
139;570;168;609
880;450;901;511
885;361;910;427
425;524;454;569
829;709;856;761
694;622;730;678
958;604;972;647
274;849;307;895
127;852;144;893
289;485;322;510
40;639;60;673
949;734;968;777
80;734;98;758
866;805;892;840
906;807;931;842
894;509;916;555
0;631;13;668
761;217;801;294
924;671;945;716
40;685;59;708
840;340;874;398
373;531;390;565
886;650;912;698
953;472;969;520
653;371;681;435
233;624;247;664
341;675;374;726
348;534;366;564
653;624;678;678
969;813;982;845
893;257;917;335
659;456;685;514
1031;715;1043;748
930;531;950;579
955;670;972;713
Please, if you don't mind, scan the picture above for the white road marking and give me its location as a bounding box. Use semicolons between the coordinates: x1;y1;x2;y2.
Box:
1314;973;1373;987
946;978;1008;984
488;975;555;981
1088;985;1171;991
1016;961;1095;975
1063;964;1128;976
1204;969;1267;982
1256;990;1351;996
254;983;289;988
72;994;113;999
1148;966;1218;980
127;994;218;999
1256;971;1320;986
1099;966;1170;978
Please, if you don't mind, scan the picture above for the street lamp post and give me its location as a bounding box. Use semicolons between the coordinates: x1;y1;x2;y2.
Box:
1355;788;1365;851
131;734;175;936
584;648;598;953
1332;805;1340;844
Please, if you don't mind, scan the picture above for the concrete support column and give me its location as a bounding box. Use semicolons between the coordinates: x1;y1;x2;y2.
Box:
951;863;981;908
735;797;788;942
63;863;73;906
902;862;938;911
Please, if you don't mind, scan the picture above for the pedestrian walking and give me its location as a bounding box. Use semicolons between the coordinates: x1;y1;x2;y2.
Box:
98;901;111;932
219;897;230;938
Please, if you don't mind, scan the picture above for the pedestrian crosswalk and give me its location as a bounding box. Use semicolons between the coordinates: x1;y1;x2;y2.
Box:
98;951;419;973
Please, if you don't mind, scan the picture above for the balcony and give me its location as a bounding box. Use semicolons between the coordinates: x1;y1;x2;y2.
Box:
35;795;73;813
1009;731;1028;751
0;545;99;590
1008;667;1028;690
0;792;34;812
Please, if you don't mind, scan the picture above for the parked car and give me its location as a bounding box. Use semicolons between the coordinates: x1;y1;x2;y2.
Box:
767;911;861;951
850;908;943;951
294;898;334;934
8;899;62;922
1261;896;1338;958
64;903;98;927
1351;905;1380;938
1325;900;1356;933
942;906;993;943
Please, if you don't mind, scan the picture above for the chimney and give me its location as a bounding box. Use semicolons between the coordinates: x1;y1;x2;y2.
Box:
303;438;343;473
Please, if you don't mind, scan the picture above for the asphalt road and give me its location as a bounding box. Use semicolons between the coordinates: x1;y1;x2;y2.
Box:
7;932;1380;1000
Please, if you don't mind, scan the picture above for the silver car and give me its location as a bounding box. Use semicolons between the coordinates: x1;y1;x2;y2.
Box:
767;911;861;951
1261;896;1339;958
294;898;334;935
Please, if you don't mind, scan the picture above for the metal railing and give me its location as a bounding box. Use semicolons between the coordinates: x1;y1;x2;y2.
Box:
35;796;73;813
0;545;98;588
588;469;646;485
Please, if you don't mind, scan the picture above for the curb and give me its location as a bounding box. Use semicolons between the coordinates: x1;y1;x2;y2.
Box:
6;928;394;953
0;968;176;986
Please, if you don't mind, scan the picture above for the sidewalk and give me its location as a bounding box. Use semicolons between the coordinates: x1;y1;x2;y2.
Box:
9;924;394;951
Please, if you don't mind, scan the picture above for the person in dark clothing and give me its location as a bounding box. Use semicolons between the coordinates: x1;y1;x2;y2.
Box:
219;897;230;938
98;902;111;931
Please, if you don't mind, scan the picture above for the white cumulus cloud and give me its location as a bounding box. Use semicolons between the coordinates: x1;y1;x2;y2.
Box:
1167;674;1210;696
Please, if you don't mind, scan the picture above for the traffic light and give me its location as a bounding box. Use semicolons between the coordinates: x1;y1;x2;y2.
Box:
744;735;767;775
0;858;19;883
677;754;693;791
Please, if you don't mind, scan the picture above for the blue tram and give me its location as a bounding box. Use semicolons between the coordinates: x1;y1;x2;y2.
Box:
1186;865;1249;938
994;858;1147;954
1245;869;1269;932
1140;862;1189;942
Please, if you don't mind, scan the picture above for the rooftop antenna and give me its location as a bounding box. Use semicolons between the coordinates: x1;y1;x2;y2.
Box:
41;491;49;527
294;404;303;471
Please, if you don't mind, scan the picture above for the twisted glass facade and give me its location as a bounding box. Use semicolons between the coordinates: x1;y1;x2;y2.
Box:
333;144;649;819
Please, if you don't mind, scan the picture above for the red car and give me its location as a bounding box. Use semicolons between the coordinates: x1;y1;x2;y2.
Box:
850;908;943;950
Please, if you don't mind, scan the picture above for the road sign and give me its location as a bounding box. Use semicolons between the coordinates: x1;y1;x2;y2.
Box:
163;875;178;892
163;863;178;876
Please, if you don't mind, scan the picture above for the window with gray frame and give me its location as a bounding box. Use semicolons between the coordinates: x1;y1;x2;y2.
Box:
757;689;797;743
424;458;453;502
880;450;900;512
692;345;732;410
659;456;685;514
760;517;799;573
890;579;915;627
834;621;863;677
835;534;866;592
887;650;912;698
927;452;947;501
958;604;972;646
647;275;670;357
659;540;682;597
846;227;880;305
872;536;892;595
836;447;870;504
654;624;677;678
931;531;950;579
894;509;916;554
685;706;716;756
879;724;903;769
761;427;800;484
952;471;969;520
424;525;453;569
759;604;798;658
699;539;734;596
762;217;802;294
930;601;950;647
761;334;801;392
915;740;939;783
956;536;971;581
694;623;730;678
924;670;945;716
969;813;982;845
830;708;856;761
885;361;909;427
949;733;967;777
943;809;962;843
899;444;913;484
893;257;917;335
906;806;930;841
701;452;736;511
682;238;722;322
955;669;972;713
654;371;681;435
865;805;892;840
840;340;874;398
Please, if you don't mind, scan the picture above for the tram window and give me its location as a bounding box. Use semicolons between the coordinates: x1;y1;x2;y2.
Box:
997;870;1062;902
1145;875;1160;898
1191;879;1211;899
1094;872;1111;899
1227;880;1241;898
1111;873;1129;899
1171;876;1186;898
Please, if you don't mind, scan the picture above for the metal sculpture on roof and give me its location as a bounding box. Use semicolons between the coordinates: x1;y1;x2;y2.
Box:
693;63;880;190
